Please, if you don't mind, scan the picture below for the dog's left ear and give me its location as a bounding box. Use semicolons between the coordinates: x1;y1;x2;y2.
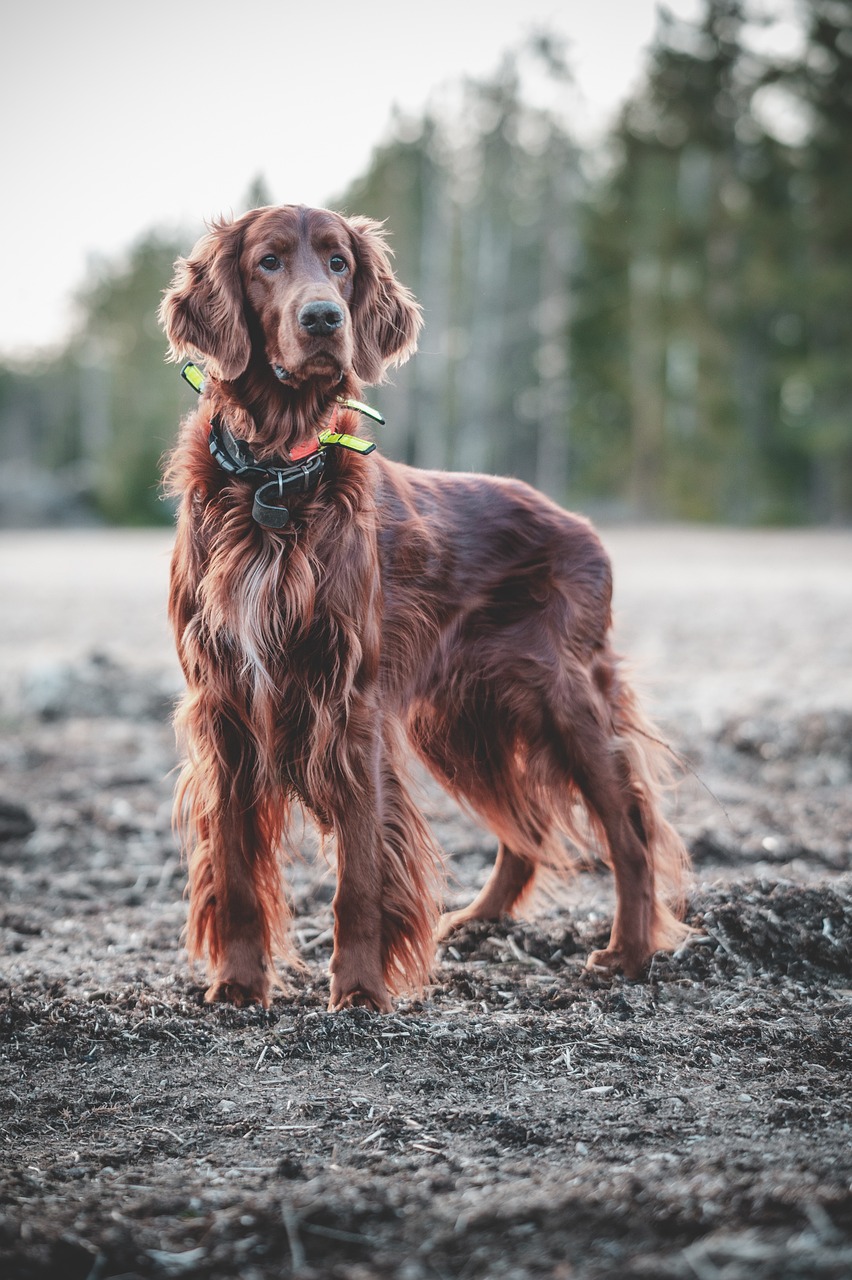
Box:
347;217;423;385
159;218;251;381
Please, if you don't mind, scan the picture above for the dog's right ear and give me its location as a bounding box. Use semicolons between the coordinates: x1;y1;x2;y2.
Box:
159;219;251;381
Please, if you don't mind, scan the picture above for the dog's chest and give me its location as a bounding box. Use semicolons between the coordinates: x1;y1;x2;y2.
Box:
199;531;375;713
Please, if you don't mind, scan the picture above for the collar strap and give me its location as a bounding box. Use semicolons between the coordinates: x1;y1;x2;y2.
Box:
182;360;380;528
208;415;375;530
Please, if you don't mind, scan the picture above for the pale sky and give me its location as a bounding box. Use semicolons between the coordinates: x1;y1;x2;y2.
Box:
1;0;794;360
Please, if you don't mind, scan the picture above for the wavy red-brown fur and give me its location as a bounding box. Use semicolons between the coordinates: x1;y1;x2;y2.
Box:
161;203;690;1009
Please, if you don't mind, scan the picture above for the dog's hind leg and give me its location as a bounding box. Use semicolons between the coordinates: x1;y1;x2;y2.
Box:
416;647;688;976
410;703;548;937
545;657;689;978
436;842;536;938
581;673;689;975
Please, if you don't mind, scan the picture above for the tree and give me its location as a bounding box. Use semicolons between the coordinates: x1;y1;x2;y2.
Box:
3;8;850;525
336;39;583;501
69;232;196;522
763;0;852;519
0;230;195;525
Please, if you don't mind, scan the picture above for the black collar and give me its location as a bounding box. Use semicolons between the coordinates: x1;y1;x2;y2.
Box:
182;362;379;529
208;416;328;529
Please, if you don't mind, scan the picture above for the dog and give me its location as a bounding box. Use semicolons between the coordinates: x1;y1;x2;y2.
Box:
160;203;689;1011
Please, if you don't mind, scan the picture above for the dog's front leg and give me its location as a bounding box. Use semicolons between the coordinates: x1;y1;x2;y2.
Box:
177;691;288;1009
326;722;393;1013
328;839;392;1010
191;804;278;1007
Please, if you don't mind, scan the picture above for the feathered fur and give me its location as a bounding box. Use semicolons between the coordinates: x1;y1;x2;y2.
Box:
160;203;690;1010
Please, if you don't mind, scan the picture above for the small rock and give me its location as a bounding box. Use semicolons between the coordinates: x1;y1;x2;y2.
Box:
0;798;36;842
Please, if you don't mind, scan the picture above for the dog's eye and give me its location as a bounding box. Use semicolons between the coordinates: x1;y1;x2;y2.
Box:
260;254;281;272
329;255;348;274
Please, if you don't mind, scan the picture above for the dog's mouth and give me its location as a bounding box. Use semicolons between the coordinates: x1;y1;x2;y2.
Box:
271;357;346;388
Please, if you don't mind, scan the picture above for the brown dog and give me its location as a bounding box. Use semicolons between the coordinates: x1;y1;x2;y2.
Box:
160;204;689;1011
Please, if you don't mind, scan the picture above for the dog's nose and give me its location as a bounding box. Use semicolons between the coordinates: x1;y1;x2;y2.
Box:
298;301;345;336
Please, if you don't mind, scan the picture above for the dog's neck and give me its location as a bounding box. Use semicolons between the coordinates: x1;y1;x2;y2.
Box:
208;364;367;459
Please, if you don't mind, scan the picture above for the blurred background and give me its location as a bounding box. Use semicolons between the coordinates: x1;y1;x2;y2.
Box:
1;0;850;528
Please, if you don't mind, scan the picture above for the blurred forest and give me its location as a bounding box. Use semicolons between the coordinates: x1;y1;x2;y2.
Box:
1;0;850;526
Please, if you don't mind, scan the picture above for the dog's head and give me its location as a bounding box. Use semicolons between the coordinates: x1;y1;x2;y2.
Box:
160;204;422;390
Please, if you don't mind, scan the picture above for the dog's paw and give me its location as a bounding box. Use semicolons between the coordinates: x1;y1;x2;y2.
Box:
435;907;482;940
584;947;646;980
584;947;621;975
204;978;270;1008
328;976;392;1013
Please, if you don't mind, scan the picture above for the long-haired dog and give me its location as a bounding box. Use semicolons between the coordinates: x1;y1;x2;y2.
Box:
160;203;689;1010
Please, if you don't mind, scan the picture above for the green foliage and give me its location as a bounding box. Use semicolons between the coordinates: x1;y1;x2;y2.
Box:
0;229;199;525
335;38;580;499
574;0;852;521
70;232;197;522
1;3;850;524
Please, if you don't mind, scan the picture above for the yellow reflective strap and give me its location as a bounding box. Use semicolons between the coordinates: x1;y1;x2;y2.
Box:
318;430;377;454
336;396;385;424
181;361;205;394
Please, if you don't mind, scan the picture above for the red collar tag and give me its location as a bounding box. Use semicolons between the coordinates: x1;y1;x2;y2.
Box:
289;437;321;461
288;403;345;461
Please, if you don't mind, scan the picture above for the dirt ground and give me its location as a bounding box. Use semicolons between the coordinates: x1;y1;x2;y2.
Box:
1;525;851;1280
